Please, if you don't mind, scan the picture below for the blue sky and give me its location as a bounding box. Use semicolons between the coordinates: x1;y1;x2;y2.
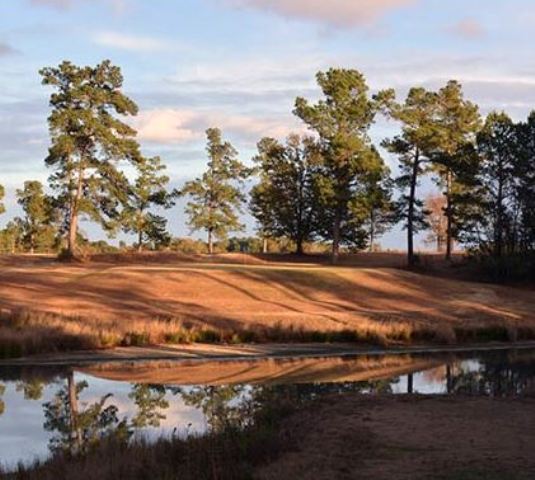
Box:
1;0;535;247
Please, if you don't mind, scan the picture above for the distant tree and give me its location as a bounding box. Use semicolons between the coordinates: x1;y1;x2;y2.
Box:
180;128;250;254
40;60;142;258
515;112;535;253
294;68;394;262
431;81;481;260
469;112;519;256
0;219;25;254
119;156;174;251
250;134;319;255
424;194;447;252
383;87;440;266
16;180;57;254
358;157;395;252
0;184;5;217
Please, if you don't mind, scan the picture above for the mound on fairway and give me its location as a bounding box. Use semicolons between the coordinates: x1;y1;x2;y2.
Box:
0;253;534;356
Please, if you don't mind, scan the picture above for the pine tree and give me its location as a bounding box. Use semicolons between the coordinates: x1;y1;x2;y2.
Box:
358;155;395;252
431;81;481;260
180;128;250;254
515;112;535;253
383;87;439;265
120;156;174;251
40;60;142;258
16;180;57;254
472;112;519;256
294;68;394;262
250;134;319;255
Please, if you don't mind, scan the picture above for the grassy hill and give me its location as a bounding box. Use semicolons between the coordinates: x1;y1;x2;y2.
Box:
0;253;534;357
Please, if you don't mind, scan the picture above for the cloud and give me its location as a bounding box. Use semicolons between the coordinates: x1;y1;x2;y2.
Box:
93;31;169;52
448;19;486;39
30;0;128;13
0;43;17;56
134;108;304;144
30;0;72;7
220;0;418;28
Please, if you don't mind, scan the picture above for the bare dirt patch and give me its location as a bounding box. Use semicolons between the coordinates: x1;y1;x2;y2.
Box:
257;394;535;480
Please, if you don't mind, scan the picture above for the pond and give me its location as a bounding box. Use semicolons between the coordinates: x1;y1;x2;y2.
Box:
1;348;534;470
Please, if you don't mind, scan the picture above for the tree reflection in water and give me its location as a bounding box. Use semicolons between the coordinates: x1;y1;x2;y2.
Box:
43;371;130;455
2;350;533;461
0;383;5;416
129;384;169;429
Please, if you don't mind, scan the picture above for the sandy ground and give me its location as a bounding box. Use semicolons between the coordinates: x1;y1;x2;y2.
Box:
257;394;535;480
0;254;533;337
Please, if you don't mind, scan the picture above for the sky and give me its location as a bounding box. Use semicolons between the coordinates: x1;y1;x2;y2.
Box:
1;0;535;248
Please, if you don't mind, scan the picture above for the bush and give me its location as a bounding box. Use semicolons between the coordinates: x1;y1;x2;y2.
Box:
468;252;535;283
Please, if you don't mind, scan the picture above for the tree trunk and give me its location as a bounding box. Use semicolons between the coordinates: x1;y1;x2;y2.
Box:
262;237;268;254
369;210;375;253
332;210;341;264
296;236;304;256
207;229;213;255
67;161;84;259
495;164;504;258
67;371;82;454
30;233;35;255
137;230;143;253
407;373;414;394
445;168;453;261
68;212;78;258
407;150;419;267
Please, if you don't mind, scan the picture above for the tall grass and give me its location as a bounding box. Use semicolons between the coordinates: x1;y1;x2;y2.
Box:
0;405;290;480
1;307;534;359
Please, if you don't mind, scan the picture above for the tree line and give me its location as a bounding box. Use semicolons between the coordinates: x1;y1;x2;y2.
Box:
0;60;533;269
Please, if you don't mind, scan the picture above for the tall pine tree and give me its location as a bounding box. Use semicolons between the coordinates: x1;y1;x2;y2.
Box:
294;68;393;262
119;157;174;251
383;87;439;266
181;128;250;254
40;60;142;258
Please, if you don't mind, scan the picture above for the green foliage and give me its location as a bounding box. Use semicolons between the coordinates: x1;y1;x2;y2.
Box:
430;81;482;259
226;236;264;253
119;156;174;251
180;128;250;254
515;112;535;252
41;60;143;257
0;184;5;216
250;134;319;254
383;87;442;264
0;219;25;254
43;375;130;455
16;180;58;253
129;384;169;428
294;68;394;260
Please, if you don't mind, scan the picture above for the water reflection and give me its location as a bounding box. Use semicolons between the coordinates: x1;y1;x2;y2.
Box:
0;349;534;468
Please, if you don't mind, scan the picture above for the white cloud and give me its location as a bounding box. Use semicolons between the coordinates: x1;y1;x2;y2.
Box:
30;0;128;13
93;31;169;52
134;108;304;144
220;0;418;28
448;19;486;39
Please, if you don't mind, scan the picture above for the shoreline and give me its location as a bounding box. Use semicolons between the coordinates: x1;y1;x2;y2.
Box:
2;340;535;367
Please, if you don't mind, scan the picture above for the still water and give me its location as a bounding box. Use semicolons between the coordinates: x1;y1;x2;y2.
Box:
0;349;534;469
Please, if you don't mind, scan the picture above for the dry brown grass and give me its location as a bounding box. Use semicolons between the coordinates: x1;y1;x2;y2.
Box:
0;253;534;357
